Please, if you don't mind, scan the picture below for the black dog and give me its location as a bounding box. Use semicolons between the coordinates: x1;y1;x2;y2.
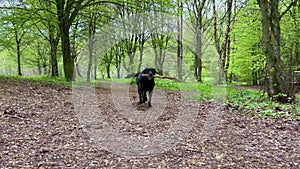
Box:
133;68;158;107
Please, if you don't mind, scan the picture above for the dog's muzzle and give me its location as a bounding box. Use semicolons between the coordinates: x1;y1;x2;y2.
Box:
147;73;154;80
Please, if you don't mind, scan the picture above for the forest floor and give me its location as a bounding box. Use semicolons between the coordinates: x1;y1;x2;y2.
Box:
232;84;262;91
0;78;299;168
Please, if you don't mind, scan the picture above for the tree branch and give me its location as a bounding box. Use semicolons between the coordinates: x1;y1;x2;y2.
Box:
279;0;299;20
141;74;182;82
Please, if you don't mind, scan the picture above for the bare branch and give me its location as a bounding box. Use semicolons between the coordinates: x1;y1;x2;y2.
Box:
141;74;182;82
279;0;299;20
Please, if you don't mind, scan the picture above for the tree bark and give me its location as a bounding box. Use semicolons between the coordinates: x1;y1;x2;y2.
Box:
94;56;97;80
137;34;145;73
49;24;59;77
15;30;22;76
257;0;295;102
106;64;111;79
189;0;207;82
115;44;123;79
87;37;94;82
212;0;233;84
177;0;183;80
153;34;170;76
124;35;138;73
60;24;74;81
37;59;41;75
87;12;96;82
56;0;82;81
195;25;202;82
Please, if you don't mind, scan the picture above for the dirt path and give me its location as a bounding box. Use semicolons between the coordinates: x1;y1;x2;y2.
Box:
0;78;299;168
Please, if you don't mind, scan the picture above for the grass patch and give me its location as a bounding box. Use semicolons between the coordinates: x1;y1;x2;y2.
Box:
155;78;211;92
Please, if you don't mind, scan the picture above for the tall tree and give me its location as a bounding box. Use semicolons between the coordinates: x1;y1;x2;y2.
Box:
186;0;210;82
86;9;97;82
32;0;60;77
212;0;233;84
55;0;121;81
116;1;140;74
55;0;82;81
151;33;171;76
177;0;183;80
14;23;26;76
150;1;175;76
227;0;264;84
257;0;298;102
0;0;30;76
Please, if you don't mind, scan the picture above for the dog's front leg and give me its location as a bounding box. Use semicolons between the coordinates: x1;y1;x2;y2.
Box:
148;90;153;107
138;89;143;104
143;91;147;102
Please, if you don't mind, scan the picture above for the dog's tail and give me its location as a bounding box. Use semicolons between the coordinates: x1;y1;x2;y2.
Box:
125;73;139;78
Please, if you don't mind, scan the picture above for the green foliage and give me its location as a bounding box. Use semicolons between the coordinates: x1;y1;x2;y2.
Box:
155;79;181;90
229;0;264;84
153;79;300;119
226;87;300;119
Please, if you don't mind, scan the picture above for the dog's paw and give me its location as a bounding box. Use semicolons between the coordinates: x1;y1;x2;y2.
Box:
148;102;152;107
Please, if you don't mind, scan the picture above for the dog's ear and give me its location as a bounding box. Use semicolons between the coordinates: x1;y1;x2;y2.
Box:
142;68;148;74
149;68;158;75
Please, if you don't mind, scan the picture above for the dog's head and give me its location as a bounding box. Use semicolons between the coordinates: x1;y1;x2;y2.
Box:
142;68;157;80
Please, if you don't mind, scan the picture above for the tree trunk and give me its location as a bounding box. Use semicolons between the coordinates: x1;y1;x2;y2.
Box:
106;64;111;79
177;0;183;80
153;34;170;76
225;37;231;80
138;46;143;73
56;0;79;81
115;45;123;78
94;56;97;80
15;32;22;76
87;37;93;82
195;26;202;82
43;61;47;75
50;41;59;77
49;31;59;77
258;0;294;102
60;26;74;81
212;0;233;84
47;17;60;77
137;34;145;73
123;35;138;73
114;46;121;79
190;0;207;82
86;11;97;82
76;62;82;77
37;59;41;75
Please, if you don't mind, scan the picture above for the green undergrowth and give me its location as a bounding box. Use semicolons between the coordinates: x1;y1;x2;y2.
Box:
152;79;300;119
226;87;300;119
1;75;299;119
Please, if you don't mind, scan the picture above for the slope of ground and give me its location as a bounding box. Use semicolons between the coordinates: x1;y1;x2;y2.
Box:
0;78;299;168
